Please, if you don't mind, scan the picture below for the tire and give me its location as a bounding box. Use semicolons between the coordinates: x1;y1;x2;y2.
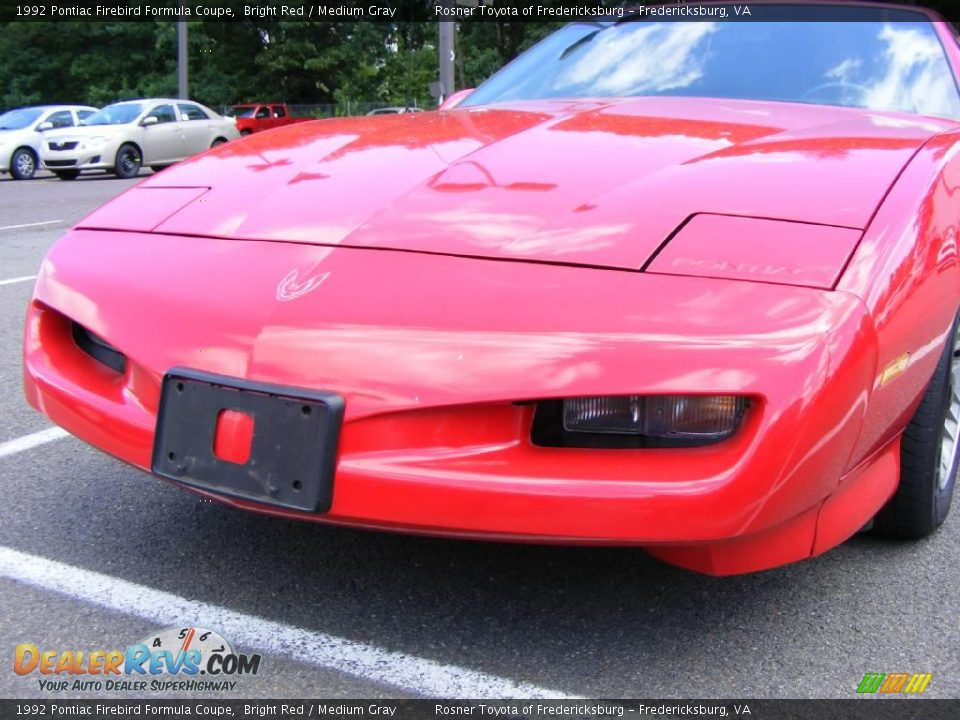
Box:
239;129;252;137
10;147;37;180
149;165;169;173
874;310;960;538
210;138;227;148
53;169;80;181
114;144;141;179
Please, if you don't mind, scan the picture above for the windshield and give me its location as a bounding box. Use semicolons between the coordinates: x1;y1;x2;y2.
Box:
463;7;960;120
230;106;257;118
0;108;44;130
81;103;144;126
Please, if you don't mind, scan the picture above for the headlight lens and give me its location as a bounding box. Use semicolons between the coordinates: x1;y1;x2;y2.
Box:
533;395;749;448
562;396;641;434
564;395;747;439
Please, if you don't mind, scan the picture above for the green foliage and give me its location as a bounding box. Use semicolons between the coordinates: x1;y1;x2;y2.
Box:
0;19;559;111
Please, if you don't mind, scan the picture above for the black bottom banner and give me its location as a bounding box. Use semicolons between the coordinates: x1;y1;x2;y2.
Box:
1;700;958;720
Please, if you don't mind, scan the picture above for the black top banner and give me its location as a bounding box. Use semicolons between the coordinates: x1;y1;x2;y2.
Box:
0;700;959;720
2;1;960;24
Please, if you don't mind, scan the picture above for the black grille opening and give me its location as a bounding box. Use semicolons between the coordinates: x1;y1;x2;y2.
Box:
45;159;77;168
71;322;127;374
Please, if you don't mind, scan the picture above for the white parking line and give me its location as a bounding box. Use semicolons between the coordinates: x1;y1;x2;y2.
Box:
0;219;62;232
0;427;70;460
0;546;576;699
0;275;36;287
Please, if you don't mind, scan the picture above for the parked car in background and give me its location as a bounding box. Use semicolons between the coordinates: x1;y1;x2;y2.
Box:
228;104;310;135
0;105;97;180
41;99;238;180
366;107;425;115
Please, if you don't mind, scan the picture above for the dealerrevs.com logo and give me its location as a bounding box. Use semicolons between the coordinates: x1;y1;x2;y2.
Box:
14;627;261;693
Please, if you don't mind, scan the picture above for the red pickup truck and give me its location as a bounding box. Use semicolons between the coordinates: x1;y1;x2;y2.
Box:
229;104;310;135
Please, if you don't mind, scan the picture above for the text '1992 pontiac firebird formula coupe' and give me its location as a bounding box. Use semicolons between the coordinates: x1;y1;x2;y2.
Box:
23;2;960;574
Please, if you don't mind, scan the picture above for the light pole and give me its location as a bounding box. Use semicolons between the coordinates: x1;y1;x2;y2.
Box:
177;17;188;99
438;0;455;101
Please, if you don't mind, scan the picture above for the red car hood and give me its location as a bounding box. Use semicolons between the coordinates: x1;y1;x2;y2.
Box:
84;97;952;270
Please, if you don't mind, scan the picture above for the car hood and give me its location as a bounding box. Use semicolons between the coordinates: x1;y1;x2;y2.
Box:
82;97;952;270
46;125;132;141
0;128;33;144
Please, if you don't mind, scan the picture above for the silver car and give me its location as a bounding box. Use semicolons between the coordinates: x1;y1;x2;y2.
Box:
41;98;239;180
365;107;425;115
0;105;98;180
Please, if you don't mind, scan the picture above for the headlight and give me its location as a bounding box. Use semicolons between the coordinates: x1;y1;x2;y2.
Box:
532;395;749;448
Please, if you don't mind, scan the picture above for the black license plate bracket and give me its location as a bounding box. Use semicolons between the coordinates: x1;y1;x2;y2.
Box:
151;368;343;513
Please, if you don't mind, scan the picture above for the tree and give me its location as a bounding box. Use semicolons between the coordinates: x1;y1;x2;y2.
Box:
0;17;559;112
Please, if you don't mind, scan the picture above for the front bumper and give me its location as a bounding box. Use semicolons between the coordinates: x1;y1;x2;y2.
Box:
42;146;113;171
24;230;894;574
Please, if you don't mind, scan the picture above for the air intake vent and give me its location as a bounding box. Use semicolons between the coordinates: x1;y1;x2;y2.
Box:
71;322;127;374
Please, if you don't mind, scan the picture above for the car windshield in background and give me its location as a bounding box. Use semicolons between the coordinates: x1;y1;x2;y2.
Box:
230;106;257;118
0;108;44;130
463;6;960;120
81;103;144;126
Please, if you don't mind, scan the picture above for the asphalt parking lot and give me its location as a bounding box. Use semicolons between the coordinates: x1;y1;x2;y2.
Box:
0;172;958;701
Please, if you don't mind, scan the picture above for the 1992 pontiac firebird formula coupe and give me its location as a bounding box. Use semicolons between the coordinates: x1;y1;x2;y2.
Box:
22;2;960;574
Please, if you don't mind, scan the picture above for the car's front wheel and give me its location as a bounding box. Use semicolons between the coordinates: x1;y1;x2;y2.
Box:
875;310;960;538
114;144;141;179
52;169;80;181
10;148;37;180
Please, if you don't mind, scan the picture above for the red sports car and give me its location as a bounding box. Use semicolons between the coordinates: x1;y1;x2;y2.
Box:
23;2;960;574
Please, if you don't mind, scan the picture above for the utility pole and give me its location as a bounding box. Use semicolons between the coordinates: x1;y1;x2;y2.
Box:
177;18;188;99
438;1;455;101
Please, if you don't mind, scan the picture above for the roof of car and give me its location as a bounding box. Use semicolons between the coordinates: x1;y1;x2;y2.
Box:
5;104;97;111
109;98;205;106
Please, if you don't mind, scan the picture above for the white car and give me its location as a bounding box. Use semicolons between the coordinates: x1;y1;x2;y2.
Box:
0;105;98;180
41;99;239;180
365;107;425;115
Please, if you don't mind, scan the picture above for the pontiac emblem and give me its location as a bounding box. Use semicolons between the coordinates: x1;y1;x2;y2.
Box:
276;269;330;302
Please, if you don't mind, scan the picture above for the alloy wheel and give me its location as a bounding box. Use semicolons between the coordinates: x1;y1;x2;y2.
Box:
120;150;140;175
15;152;35;178
938;327;960;490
